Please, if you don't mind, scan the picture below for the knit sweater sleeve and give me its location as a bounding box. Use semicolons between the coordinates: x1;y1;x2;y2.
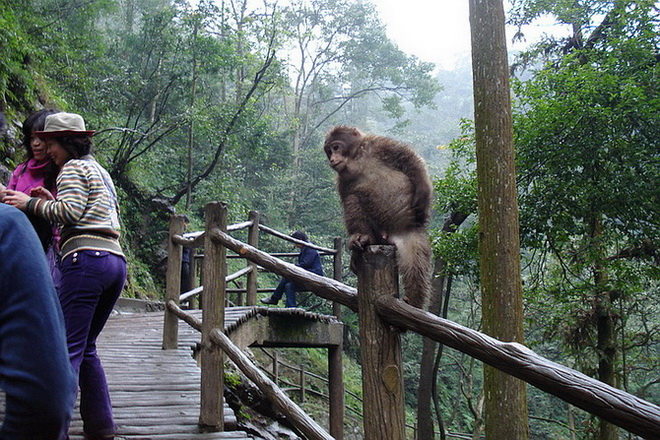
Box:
27;161;88;224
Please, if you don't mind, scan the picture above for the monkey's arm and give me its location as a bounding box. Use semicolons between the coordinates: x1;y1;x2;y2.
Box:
375;140;432;226
339;190;373;251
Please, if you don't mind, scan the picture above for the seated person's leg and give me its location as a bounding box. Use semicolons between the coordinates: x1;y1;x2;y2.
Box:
261;277;287;305
284;280;297;308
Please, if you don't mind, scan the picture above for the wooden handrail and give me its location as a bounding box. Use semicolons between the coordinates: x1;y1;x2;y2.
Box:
226;266;252;283
208;227;359;311
178;267;254;302
209;328;333;440
166;208;660;439
376;296;660;440
258;223;337;254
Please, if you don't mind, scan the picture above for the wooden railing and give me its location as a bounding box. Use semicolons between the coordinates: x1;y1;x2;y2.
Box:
163;202;660;440
166;210;343;312
163;202;344;439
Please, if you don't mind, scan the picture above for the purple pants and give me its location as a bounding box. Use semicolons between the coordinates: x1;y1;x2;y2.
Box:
59;250;126;439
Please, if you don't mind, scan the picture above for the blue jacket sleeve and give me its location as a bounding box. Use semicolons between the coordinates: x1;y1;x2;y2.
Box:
297;246;324;276
0;205;77;438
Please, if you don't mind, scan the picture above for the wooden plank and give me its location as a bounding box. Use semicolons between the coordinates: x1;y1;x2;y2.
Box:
4;306;338;439
65;311;248;439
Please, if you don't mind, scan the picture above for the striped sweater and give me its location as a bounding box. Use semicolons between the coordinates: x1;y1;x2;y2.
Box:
26;155;124;259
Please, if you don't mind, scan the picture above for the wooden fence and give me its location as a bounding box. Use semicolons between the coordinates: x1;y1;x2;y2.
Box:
163;202;660;440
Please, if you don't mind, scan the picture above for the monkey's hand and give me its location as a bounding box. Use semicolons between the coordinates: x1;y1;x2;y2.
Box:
348;233;371;251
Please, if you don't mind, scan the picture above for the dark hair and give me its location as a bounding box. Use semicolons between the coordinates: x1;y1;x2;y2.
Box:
22;109;58;158
22;109;59;190
57;135;93;159
291;230;308;242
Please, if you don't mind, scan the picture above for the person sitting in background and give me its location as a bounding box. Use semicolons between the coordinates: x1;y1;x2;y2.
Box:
260;231;323;308
0;203;77;439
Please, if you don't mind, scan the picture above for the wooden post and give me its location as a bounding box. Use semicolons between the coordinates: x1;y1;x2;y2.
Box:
300;367;306;403
354;245;405;440
246;210;260;306
188;248;198;309
163;215;185;350
330;238;346;440
199;202;227;431
328;343;345;440
332;237;343;320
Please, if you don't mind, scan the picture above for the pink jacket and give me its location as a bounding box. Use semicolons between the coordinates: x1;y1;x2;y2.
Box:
8;158;58;196
8;158;60;246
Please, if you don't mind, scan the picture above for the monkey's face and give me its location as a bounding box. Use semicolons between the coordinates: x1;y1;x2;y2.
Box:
324;126;363;174
324;140;350;173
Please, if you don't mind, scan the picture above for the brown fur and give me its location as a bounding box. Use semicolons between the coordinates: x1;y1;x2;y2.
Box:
324;125;433;309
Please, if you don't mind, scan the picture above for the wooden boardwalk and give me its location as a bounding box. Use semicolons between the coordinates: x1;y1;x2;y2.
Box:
2;305;340;438
68;310;254;440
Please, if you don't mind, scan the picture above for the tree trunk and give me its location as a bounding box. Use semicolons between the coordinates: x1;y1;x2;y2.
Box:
591;213;618;440
416;260;445;439
417;212;469;439
468;1;529;439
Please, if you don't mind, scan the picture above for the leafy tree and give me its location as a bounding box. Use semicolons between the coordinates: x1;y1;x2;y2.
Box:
510;1;660;438
281;0;440;155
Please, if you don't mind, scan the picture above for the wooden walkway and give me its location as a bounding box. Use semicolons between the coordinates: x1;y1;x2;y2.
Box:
1;305;340;438
68;310;253;440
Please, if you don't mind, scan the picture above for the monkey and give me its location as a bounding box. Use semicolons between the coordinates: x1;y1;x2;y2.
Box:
324;125;433;309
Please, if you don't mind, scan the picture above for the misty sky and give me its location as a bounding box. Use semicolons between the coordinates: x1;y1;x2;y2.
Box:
374;1;569;71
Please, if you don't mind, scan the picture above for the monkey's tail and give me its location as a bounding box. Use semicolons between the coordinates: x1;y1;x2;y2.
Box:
391;229;432;310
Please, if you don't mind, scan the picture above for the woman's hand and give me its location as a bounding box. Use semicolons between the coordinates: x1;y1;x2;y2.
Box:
3;189;31;210
30;186;55;201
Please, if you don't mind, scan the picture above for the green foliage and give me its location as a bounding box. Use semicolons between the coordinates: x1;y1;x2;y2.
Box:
0;1;35;110
433;120;477;217
511;1;660;430
431;119;479;277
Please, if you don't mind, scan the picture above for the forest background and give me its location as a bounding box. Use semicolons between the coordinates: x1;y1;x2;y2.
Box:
0;0;657;438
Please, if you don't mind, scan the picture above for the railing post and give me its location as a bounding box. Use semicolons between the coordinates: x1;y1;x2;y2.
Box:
332;237;343;320
188;248;198;309
328;342;345;440
329;237;346;439
246;210;260;306
163;214;185;349
273;351;279;385
354;245;405;440
199;202;227;431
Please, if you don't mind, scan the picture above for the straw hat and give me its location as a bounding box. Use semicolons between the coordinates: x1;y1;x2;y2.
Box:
34;112;95;138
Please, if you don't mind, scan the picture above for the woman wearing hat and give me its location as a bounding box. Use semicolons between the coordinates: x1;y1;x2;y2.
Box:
4;112;125;440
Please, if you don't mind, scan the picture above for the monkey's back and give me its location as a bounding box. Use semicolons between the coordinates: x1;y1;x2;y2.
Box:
338;157;418;240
